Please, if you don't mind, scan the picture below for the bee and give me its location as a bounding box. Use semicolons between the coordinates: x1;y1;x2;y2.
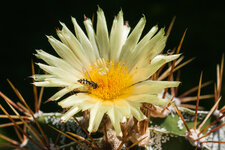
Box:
77;79;98;89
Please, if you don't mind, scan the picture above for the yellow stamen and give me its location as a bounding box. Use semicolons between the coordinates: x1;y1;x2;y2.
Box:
86;59;133;100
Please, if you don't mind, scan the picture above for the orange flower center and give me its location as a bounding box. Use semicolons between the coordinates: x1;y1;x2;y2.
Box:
85;59;133;100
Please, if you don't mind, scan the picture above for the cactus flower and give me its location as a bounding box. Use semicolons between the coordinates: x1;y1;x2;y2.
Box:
34;7;180;136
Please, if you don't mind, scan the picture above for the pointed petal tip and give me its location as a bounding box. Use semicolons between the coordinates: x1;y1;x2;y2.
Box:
175;53;182;58
83;17;92;24
44;99;53;104
61;116;68;122
46;35;55;42
117;131;123;137
45;35;52;39
59;21;66;27
159;27;166;34
34;49;45;56
142;14;146;20
71;16;76;21
71;17;78;26
97;6;105;17
83;15;88;21
35;62;40;66
97;5;103;12
34;53;39;58
151;25;159;31
176;81;181;86
35;49;42;52
87;124;96;133
140;15;146;23
118;9;123;16
29;75;35;79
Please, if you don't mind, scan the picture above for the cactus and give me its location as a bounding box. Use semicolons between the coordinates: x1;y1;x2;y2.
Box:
0;8;225;150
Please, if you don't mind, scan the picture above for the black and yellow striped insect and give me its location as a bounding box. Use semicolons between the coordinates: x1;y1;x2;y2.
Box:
77;79;98;89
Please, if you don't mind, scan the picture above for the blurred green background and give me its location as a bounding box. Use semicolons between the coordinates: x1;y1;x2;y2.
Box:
0;0;224;111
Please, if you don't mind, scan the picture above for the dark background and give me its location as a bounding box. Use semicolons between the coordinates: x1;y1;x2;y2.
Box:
0;0;224;111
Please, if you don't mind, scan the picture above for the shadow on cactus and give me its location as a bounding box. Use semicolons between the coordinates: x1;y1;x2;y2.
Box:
0;7;225;150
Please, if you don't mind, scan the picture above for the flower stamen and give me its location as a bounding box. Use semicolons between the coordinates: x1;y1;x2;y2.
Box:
86;59;133;100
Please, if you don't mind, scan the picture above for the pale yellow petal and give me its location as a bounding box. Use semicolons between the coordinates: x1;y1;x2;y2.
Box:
96;7;109;59
61;106;81;122
135;25;159;51
58;94;89;108
47;36;84;70
49;84;81;101
142;28;167;61
113;100;131;118
128;28;167;70
129;104;146;121
88;101;106;132
37;63;78;83
127;94;169;106
107;106;123;136
127;80;180;95
34;81;68;87
72;18;98;64
119;16;146;63
35;49;81;75
57;22;90;68
34;77;70;87
109;10;126;60
83;18;100;58
132;54;180;83
34;74;55;81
